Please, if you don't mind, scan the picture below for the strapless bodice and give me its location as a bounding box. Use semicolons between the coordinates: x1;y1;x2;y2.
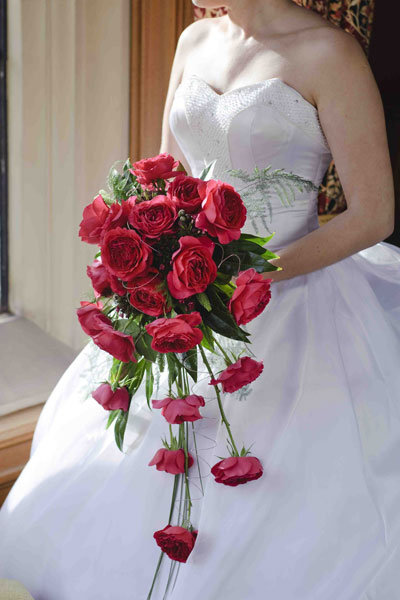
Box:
169;73;333;251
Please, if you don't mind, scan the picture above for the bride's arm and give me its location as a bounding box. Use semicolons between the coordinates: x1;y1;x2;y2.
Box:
159;22;204;173
267;30;395;283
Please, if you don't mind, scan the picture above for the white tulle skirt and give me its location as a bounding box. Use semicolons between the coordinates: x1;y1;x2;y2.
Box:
1;240;400;600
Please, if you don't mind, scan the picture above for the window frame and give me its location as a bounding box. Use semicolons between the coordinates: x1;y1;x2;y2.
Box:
0;0;8;312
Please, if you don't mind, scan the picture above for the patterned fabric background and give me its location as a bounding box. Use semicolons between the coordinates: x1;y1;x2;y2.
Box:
193;1;375;215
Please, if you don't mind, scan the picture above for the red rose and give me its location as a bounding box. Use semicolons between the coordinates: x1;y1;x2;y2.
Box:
195;180;247;244
167;236;217;300
145;313;203;353
167;174;204;214
78;194;109;244
92;325;136;363
76;301;110;336
152;395;205;424
211;456;263;486
148;448;194;474
101;198;133;236
127;273;170;317
87;259;127;297
130;153;181;185
79;196;132;245
92;383;130;411
228;268;272;325
128;196;177;239
101;227;152;281
153;525;198;563
210;357;264;393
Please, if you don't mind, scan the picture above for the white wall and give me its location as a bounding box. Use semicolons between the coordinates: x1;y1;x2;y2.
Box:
7;0;130;350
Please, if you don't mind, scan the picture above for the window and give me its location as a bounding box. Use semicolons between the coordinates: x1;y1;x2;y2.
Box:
0;0;8;312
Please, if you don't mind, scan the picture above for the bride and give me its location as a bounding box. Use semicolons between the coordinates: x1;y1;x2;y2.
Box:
1;1;400;599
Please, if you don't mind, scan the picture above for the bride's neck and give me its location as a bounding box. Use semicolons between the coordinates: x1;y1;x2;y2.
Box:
224;0;295;39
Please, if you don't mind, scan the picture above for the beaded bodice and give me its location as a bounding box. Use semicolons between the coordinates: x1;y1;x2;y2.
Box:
169;73;333;251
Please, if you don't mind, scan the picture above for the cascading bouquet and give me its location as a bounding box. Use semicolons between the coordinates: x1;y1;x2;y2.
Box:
77;153;317;597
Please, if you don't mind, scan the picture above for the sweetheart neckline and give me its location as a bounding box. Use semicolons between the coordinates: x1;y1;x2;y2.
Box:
177;73;318;113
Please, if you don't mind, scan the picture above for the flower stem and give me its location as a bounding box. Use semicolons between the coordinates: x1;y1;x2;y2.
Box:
146;550;164;600
191;422;204;495
180;422;192;523
199;344;239;456
213;337;232;365
169;424;174;447
112;361;124;388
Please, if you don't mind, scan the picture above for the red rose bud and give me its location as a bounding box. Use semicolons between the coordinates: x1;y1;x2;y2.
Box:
228;268;272;325
148;448;194;474
128;196;177;239
210;357;264;393
211;456;263;486
167;236;217;300
92;326;136;363
100;199;132;237
76;301;111;337
100;227;152;282
79;196;132;245
145;313;203;354
130;153;181;185
167;174;204;214
195;180;246;244
152;395;205;424
128;273;171;317
92;383;130;411
78;194;109;244
77;301;136;362
87;259;126;297
153;525;198;563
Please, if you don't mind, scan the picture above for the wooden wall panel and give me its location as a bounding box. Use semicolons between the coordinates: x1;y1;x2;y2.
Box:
130;0;193;160
0;405;43;507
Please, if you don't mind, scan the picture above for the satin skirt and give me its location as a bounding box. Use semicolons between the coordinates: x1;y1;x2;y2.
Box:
1;240;400;600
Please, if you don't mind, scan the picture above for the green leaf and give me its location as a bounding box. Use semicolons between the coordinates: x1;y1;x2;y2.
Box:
121;360;140;383
218;249;279;275
200;324;215;351
196;292;212;312
115;318;141;337
240;232;276;246
98;189;114;206
181;348;198;383
127;359;146;396
202;286;250;342
166;353;179;387
122;157;132;174
114;410;129;451
145;362;154;408
198;159;217;181
156;352;165;373
243;254;280;273
226;239;278;258
136;332;157;362
201;309;249;342
106;409;120;430
215;271;232;285
110;357;122;382
214;283;236;299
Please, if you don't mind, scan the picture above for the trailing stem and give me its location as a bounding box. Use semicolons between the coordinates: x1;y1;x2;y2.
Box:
198;344;239;457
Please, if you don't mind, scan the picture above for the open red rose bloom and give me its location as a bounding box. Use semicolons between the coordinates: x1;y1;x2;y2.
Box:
77;153;283;595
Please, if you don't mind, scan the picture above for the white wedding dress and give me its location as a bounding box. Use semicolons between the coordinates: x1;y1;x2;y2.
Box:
1;73;400;600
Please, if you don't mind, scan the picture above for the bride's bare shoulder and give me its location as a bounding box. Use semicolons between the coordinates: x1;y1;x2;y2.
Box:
288;7;370;104
303;22;372;99
178;14;220;47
